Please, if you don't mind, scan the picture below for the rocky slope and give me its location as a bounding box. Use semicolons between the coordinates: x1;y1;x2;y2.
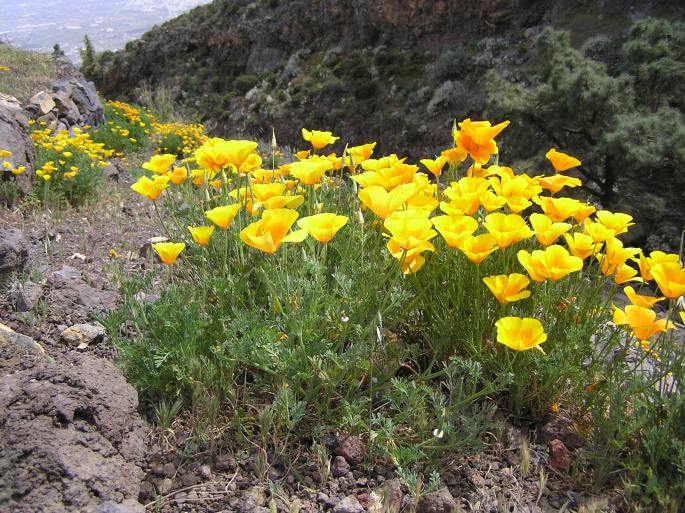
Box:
93;0;682;155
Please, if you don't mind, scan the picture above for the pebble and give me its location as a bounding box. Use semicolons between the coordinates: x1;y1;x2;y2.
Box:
199;464;212;479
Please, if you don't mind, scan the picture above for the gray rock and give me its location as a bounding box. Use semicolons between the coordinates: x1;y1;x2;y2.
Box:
539;416;584;449
332;455;351;477
90;501;136;513
14;280;43;312
28;91;56;115
382;479;403;512
199;464;212;480
0;322;45;354
416;488;457;513
334;434;366;466
0;95;34;194
47;265;118;316
0;351;147;513
0;229;29;290
61;323;106;347
332;495;364;513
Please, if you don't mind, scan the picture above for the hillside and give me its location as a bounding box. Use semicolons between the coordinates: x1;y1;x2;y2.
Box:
93;0;679;151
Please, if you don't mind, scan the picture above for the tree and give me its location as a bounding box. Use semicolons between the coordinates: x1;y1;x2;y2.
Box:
80;35;96;76
52;44;64;57
485;21;685;250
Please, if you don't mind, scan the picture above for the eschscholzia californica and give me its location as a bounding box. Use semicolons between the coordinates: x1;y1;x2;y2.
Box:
420;156;448;177
530;213;572;247
348;142;376;166
563;232;600;260
594;211;634;237
649;262;685;300
431;215;479;249
384;214;437;274
483;213;533;249
142;153;176;174
460;234;498;265
194;138;259;170
187;226;215;245
597;237;641;276
583;220;616;244
623;286;666;308
205;204;241;230
495;317;547;352
297;213;349;243
612;305;675;341
637;251;681;281
517;245;583;282
152;242;185;265
168;167;188;185
441;146;468;165
537;174;582;194
613;262;642;285
545;149;581;172
624;286;664;309
483;274;531;304
301;128;339;150
289;159;333;185
130;175;170;201
239;208;308;253
358;183;419;219
453;118;510;164
536;196;584;222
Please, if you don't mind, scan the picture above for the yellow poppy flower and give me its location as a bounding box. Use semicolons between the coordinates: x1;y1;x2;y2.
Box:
239;208;308;253
301;128;339;150
194;138;259;170
537;174;582;194
431;215;478;249
612;305;675;341
142;154;176;174
205;204;241;230
529;213;572;247
649;262;685;300
545;149;581;173
453;118;509;164
623;286;664;309
384;213;437;274
563;232;600;260
594;210;634;237
152;242;186;265
483;213;533;249
419;156;448;177
187;226;215;245
130;175;170;201
168;167;188;185
483;274;531;304
495;317;547;352
348;142;376;166
517;245;583;282
297;213;349;243
358;183;419;219
459;234;498;265
289;159;333;185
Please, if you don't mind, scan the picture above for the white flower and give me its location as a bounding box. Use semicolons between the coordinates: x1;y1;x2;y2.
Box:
432;428;444;439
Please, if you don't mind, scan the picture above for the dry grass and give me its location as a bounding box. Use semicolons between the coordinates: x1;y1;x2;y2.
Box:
0;43;58;103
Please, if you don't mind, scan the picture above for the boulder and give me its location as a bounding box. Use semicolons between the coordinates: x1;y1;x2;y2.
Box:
0;94;34;194
28;91;56;115
14;280;43;312
60;322;106;347
0;228;29;290
415;488;457;513
0;349;147;513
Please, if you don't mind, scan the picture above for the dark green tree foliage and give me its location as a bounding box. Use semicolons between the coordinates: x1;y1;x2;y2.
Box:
486;20;685;249
80;35;96;76
52;44;64;57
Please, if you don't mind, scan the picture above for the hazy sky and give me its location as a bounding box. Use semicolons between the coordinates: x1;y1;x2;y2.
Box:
0;0;210;62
